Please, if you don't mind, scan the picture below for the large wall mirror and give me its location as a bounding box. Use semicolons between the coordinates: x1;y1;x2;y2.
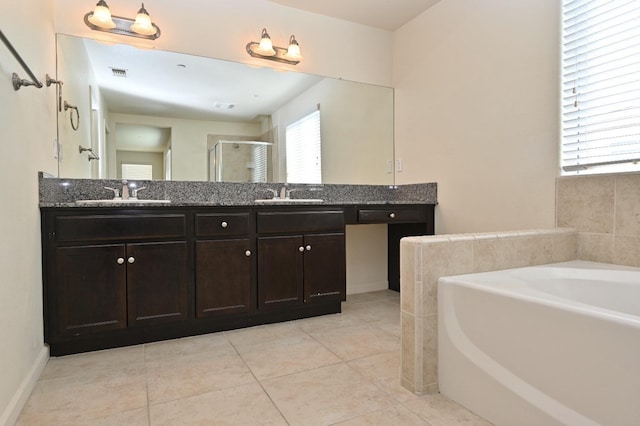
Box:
55;34;394;185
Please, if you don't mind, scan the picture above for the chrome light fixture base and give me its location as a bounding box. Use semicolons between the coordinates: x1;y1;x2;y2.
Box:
84;12;161;40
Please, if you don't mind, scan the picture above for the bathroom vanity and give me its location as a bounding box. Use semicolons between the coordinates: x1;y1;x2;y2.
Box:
39;178;435;355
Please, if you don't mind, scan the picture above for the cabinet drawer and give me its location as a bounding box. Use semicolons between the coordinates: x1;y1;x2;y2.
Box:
195;213;250;237
358;207;427;224
257;211;344;234
55;214;186;242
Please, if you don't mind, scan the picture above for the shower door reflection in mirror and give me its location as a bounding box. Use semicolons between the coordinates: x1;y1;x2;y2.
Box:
210;141;274;183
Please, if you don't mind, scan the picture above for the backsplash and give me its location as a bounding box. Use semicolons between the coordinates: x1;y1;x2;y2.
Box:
556;172;640;267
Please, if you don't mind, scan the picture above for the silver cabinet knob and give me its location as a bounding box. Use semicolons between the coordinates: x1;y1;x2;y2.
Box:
305;245;312;251
221;221;228;228
117;257;125;265
298;246;305;252
128;257;135;264
389;213;396;219
245;250;251;257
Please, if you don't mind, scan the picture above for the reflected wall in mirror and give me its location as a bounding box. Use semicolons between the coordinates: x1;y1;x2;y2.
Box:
56;34;394;185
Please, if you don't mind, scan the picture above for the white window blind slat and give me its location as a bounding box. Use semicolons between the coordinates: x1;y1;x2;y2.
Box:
561;0;640;174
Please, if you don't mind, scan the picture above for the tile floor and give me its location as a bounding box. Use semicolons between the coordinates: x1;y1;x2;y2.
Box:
16;290;492;425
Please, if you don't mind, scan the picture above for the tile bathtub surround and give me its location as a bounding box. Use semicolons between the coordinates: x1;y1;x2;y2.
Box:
399;228;578;395
16;291;491;426
557;172;640;267
38;172;437;206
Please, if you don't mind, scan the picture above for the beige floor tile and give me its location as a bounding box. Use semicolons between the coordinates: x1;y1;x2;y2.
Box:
309;323;400;361
144;332;232;362
40;345;145;381
296;311;368;334
16;407;149;426
346;300;401;323
146;349;256;404
405;394;493;426
237;334;342;380
332;404;429;425
262;363;392;426
20;365;147;421
348;350;419;403
150;382;287;426
225;320;307;348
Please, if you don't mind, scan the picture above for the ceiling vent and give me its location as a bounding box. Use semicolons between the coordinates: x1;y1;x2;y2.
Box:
110;68;127;78
213;102;236;110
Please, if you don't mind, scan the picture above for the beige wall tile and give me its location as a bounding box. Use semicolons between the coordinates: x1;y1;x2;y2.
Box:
613;236;640;267
400;242;419;315
421;314;438;393
513;236;554;267
472;237;519;272
552;231;578;262
614;174;640;237
401;311;417;393
556;175;615;233
421;241;473;315
577;233;614;263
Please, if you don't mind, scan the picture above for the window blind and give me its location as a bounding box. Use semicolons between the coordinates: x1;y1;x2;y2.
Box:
561;0;640;174
252;144;268;183
121;163;153;180
286;109;322;184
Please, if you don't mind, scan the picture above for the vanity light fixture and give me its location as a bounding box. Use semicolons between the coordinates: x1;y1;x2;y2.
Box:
246;28;303;65
84;1;161;40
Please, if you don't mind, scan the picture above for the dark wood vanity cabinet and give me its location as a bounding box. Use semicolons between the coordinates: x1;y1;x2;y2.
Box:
256;210;346;310
41;203;432;355
54;244;127;336
42;210;189;354
194;212;253;318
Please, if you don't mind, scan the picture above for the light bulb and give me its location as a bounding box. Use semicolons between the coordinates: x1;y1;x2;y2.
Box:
88;0;116;29
286;35;302;61
255;28;276;56
130;3;156;36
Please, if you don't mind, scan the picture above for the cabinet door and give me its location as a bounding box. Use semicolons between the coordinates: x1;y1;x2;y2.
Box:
195;239;252;318
258;235;304;309
303;233;346;303
55;244;127;336
126;241;188;327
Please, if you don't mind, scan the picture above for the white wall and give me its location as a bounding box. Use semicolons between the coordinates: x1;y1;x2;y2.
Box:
393;0;560;234
0;0;57;424
54;0;393;87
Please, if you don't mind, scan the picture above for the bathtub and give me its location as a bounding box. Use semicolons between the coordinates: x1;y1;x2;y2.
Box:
438;260;640;426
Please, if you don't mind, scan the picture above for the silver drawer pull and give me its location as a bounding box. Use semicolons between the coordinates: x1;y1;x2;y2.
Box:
221;221;228;228
117;257;125;265
298;246;305;252
305;245;312;251
245;250;251;257
128;257;135;264
389;213;396;219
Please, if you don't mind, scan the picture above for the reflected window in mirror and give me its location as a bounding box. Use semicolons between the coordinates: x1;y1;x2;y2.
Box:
286;110;321;184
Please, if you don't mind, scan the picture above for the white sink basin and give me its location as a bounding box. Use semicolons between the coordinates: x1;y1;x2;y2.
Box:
75;199;171;206
254;198;324;204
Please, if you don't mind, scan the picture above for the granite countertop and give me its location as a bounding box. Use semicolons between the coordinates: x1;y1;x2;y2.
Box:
39;173;437;208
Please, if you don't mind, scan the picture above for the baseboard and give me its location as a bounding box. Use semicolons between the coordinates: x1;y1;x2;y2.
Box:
0;345;49;426
346;280;389;295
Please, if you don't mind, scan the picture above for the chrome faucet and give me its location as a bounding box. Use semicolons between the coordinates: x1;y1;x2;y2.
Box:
121;180;130;200
265;188;279;199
